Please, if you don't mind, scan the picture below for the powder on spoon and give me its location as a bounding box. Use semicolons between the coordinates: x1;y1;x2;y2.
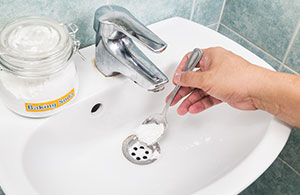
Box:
135;123;164;145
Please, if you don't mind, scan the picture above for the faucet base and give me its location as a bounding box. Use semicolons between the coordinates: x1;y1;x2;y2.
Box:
93;57;120;77
148;85;165;93
97;69;120;77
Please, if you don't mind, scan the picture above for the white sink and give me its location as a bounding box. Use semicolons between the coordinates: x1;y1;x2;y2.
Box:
0;17;290;195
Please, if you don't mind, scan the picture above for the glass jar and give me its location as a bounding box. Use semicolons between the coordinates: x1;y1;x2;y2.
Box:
0;17;80;118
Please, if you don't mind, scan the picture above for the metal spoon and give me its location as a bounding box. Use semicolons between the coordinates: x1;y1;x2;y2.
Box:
141;48;203;142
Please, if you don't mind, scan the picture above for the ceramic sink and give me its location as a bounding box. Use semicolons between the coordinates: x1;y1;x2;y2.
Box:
0;17;290;195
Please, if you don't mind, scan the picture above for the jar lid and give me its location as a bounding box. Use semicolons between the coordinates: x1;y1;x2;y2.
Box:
0;17;77;77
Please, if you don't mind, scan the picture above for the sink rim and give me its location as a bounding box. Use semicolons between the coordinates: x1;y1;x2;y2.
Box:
0;17;291;195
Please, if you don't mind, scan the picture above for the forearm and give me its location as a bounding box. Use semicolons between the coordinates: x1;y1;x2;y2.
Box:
251;67;300;128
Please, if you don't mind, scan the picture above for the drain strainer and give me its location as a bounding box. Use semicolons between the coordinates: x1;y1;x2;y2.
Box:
122;135;160;165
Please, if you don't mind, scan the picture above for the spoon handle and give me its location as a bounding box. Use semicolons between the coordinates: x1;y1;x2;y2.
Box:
161;48;203;116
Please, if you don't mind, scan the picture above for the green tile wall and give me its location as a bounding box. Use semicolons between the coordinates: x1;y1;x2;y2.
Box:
192;0;224;26
0;0;190;48
207;23;218;31
218;24;281;70
281;66;299;75
0;0;108;48
109;0;192;25
286;31;300;73
279;128;300;174
221;0;300;61
240;158;300;195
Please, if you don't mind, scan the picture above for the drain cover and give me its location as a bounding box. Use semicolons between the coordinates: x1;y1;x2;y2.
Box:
122;135;160;165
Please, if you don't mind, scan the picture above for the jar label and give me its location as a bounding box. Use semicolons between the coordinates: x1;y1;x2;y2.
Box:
25;88;75;112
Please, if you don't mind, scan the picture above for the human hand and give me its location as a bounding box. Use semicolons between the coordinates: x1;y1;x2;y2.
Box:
166;47;267;115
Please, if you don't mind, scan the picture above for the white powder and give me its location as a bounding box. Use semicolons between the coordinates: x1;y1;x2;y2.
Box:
135;123;165;145
8;24;60;54
0;62;78;117
0;62;77;101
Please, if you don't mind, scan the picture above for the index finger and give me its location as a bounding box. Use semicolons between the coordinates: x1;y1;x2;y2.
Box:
173;50;207;84
172;52;192;85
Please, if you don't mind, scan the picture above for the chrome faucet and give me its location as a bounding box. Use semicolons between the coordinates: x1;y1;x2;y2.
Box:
93;5;168;92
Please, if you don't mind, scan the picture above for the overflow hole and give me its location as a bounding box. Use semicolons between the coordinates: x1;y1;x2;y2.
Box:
91;103;103;114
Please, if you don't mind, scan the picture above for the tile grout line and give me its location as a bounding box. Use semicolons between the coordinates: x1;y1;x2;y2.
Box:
206;23;218;29
220;23;282;65
189;0;196;20
278;19;300;72
221;23;300;74
279;19;300;71
278;157;300;176
216;0;227;32
282;64;299;75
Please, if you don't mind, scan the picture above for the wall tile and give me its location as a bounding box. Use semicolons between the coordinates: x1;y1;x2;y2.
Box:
110;0;192;25
221;0;300;61
279;128;300;174
192;0;224;26
286;29;300;73
0;0;194;48
218;25;281;70
0;0;108;48
281;66;298;75
207;23;218;31
240;158;300;195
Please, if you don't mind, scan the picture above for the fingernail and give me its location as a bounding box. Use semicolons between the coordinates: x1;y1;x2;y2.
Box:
174;72;181;84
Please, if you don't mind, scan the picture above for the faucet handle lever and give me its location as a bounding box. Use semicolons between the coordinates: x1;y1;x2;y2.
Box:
94;5;167;53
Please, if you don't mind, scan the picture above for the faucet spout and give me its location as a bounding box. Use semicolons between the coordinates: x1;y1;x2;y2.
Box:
94;5;167;52
93;5;168;92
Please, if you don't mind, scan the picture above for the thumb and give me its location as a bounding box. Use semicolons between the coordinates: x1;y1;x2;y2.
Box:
174;71;208;89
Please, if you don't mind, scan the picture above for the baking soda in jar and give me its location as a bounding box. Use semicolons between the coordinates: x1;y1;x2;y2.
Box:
0;17;81;118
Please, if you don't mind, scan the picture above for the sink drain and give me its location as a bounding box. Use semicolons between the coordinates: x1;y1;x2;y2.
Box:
122;135;160;165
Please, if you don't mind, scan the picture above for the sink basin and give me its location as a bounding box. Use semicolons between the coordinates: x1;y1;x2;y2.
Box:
0;17;290;195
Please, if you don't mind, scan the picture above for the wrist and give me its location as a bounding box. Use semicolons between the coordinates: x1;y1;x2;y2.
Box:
250;69;300;128
247;65;279;113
